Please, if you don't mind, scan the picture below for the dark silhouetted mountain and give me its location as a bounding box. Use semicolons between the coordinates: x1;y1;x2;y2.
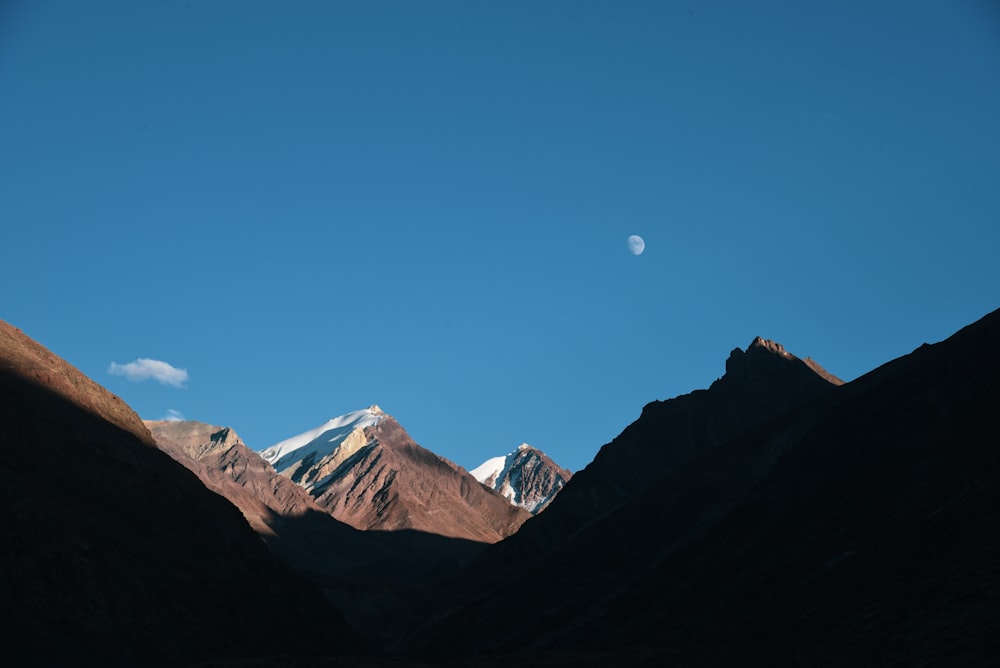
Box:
0;321;360;667
393;311;1000;666
146;419;493;583
493;336;842;561
261;407;530;543
470;444;572;514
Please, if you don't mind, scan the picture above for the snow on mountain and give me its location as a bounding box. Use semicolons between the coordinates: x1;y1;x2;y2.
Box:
258;405;530;541
471;444;572;514
259;405;384;477
469;454;510;488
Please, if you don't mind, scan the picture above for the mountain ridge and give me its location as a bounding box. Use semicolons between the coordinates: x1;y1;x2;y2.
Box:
7;308;998;665
487;334;843;563
393;309;1000;665
0;322;153;445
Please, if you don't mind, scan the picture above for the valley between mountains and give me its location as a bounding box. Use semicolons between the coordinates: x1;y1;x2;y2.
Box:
2;308;999;666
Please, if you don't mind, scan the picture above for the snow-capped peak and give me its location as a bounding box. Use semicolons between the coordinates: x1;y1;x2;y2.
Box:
469;444;571;515
469;444;537;489
259;406;384;473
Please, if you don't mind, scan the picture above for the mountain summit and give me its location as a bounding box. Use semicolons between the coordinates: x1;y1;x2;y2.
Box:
732;336;844;386
490;335;843;558
470;444;572;514
260;407;530;542
259;405;386;480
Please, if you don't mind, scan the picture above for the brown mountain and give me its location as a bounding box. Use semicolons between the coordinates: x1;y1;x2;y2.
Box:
395;310;1000;665
262;408;531;543
144;419;361;575
145;419;320;525
0;321;358;666
145;419;493;582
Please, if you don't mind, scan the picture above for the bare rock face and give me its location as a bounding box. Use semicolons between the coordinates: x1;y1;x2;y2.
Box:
470;444;573;514
145;420;321;530
262;408;531;543
144;419;356;576
0;321;356;666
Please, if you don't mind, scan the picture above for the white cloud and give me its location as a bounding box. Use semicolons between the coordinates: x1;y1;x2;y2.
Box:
160;409;186;421
108;358;189;388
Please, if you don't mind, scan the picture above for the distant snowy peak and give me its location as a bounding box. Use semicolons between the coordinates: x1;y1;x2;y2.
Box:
471;444;572;515
259;405;384;475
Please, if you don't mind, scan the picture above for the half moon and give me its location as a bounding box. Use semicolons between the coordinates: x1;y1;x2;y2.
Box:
627;235;645;256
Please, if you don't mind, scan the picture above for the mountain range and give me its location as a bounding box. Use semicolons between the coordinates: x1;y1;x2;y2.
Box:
3;308;999;666
258;405;532;542
145;414;513;584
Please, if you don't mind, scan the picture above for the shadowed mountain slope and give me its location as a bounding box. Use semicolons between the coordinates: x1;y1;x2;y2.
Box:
0;322;359;667
395;310;1000;665
146;419;364;576
492;336;842;562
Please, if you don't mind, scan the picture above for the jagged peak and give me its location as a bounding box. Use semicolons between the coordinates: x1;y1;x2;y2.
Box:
726;336;797;368
747;336;794;358
517;443;532;451
721;335;841;387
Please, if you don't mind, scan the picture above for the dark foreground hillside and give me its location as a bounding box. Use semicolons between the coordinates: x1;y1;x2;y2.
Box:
0;322;362;667
393;308;1000;666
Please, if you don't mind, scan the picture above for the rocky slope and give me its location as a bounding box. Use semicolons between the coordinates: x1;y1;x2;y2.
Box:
147;419;491;581
146;419;321;527
470;444;572;514
261;407;530;543
0;321;358;667
145;419;362;575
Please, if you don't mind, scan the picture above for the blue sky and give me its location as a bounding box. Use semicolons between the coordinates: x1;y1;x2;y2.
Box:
3;1;999;473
